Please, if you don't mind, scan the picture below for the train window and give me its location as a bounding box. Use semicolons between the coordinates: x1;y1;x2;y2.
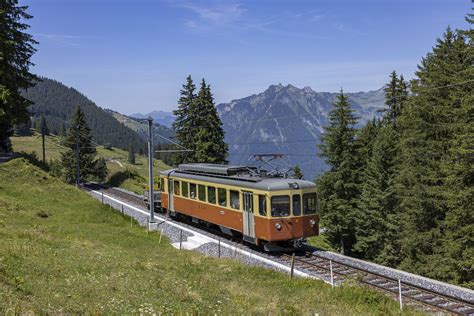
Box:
230;190;240;210
182;181;189;198
271;195;290;217
160;178;165;192
218;188;227;207
293;194;301;216
207;186;216;204
173;180;180;196
258;195;267;216
189;183;197;199
303;193;317;214
198;184;206;202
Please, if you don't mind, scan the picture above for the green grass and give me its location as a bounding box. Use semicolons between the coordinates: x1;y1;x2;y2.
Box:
10;133;170;194
0;159;423;315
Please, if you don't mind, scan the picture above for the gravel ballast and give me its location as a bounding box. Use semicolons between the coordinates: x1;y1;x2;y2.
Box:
309;248;474;303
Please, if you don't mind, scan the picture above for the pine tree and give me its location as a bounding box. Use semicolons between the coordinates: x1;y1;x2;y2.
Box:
0;0;37;152
193;79;228;163
440;11;474;288
293;165;304;179
383;71;409;126
394;27;471;283
94;157;108;182
354;124;401;266
172;75;196;165
59;122;67;137
172;76;228;164
317;90;360;255
60;106;107;184
353;71;409;265
128;144;135;164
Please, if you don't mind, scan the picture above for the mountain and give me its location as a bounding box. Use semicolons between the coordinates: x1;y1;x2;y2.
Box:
217;84;386;179
22;77;145;150
106;109;175;144
130;110;175;128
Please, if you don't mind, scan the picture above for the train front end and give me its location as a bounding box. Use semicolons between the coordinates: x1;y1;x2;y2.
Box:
255;180;319;251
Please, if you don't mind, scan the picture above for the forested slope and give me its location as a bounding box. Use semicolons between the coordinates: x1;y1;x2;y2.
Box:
22;77;144;150
317;22;473;289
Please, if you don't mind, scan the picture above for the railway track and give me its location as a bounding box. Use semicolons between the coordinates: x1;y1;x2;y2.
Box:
85;184;474;315
280;253;474;315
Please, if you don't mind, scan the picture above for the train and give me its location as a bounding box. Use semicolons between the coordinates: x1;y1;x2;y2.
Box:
144;163;319;251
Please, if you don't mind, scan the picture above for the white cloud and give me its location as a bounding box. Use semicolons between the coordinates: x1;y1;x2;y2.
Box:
170;0;244;29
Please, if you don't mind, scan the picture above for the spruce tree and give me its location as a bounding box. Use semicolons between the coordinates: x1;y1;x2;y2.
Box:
172;76;228;164
354;124;400;266
317;90;360;255
394;27;471;283
61;106;107;184
193;79;228;163
128;144;135;164
293;165;304;179
383;71;408;126
440;12;474;288
353;71;409;265
172;75;196;165
0;0;37;152
59;122;67;137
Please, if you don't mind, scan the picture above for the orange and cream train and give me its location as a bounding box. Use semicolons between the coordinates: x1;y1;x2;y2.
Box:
148;163;319;251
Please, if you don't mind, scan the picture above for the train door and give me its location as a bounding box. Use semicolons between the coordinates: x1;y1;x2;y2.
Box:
168;179;174;214
242;191;255;242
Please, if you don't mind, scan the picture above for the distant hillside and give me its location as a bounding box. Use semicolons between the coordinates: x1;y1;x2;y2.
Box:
130;110;175;128
217;84;386;179
22;77;144;150
106;109;175;144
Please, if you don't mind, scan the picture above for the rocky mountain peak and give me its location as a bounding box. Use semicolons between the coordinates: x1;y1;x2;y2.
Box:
217;84;387;179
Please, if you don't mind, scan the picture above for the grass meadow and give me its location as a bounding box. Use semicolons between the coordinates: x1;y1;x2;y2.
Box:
10;133;170;194
0;158;422;314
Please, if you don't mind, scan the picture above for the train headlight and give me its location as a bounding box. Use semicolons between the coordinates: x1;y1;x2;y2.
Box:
291;183;299;189
309;219;316;227
275;223;282;231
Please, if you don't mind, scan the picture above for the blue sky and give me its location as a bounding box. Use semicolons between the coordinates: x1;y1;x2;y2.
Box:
24;0;470;114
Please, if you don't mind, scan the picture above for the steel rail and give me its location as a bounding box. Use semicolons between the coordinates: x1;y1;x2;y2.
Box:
281;253;474;315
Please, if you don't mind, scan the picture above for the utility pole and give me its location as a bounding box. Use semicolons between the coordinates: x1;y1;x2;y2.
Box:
40;117;46;163
41;128;46;163
148;117;155;223
76;125;80;187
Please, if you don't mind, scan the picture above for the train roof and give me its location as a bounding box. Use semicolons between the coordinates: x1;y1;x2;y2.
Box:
160;163;316;191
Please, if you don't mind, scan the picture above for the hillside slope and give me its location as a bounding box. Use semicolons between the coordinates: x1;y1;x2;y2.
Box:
10;133;170;193
130;110;175;128
22;77;144;150
0;159;412;314
105;109;175;144
217;84;385;179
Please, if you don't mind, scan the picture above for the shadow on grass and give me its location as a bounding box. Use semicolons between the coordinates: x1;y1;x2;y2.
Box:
107;170;144;187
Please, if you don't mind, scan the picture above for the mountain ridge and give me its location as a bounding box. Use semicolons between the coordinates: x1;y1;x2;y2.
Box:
105;109;175;145
22;77;145;150
216;83;386;179
130;110;175;128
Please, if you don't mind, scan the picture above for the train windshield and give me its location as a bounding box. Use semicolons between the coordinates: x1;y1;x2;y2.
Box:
271;195;290;217
303;193;317;214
